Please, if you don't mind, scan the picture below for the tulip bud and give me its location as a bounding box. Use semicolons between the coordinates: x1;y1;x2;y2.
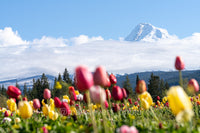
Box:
128;98;132;104
109;74;117;84
112;86;123;101
90;86;106;104
60;102;71;116
104;100;109;109
105;89;111;100
122;88;128;99
4;111;10;117
43;89;51;99
23;97;28;101
188;79;199;93
54;97;61;108
134;101;138;106
157;96;160;101
93;66;110;87
7;86;21;99
175;56;185;70
135;80;147;94
75;65;94;91
33;99;41;109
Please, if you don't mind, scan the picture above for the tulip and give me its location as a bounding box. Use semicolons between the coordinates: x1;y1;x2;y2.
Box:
188;79;199;93
134;101;138;106
75;65;94;92
119;125;129;133
4;110;10;117
128;98;132;104
135;80;147;94
54;97;61;108
42;104;49;116
104;100;109;109
42;126;48;133
18;101;33;119
93;66;110;87
109;74;117;84
33;99;41;109
49;110;58;120
167;86;193;122
105;89;111;100
90;85;106;104
112;86;123;101
76;94;83;101
15;117;21;123
55;81;62;89
129;126;139;133
7;98;17;112
122;88;128;99
175;56;185;70
112;104;120;113
60;102;71;116
157;96;160;101
23;97;28;101
69;86;77;101
43;89;51;99
138;91;153;110
7;86;21;99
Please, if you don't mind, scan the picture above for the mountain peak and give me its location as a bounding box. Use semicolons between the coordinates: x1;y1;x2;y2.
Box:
125;23;173;42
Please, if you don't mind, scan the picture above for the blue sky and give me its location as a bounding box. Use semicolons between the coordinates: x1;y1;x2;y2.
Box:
1;0;200;40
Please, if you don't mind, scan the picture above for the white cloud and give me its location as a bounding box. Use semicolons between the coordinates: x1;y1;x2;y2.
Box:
0;27;200;80
0;27;28;46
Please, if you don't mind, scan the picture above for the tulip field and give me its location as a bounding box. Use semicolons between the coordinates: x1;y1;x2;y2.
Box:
1;56;200;133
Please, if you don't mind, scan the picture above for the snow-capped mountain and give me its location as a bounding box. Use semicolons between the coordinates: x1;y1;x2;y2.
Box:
125;23;175;42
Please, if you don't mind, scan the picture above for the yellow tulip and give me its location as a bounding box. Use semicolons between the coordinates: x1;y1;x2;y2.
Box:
18;101;33;119
7;99;17;112
55;81;62;89
162;96;168;103
42;99;45;106
75;90;79;95
138;91;153;110
70;106;77;115
49;110;58;120
49;98;55;111
42;104;49;116
167;86;193;122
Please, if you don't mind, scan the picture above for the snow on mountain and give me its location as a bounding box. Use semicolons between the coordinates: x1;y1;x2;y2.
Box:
125;23;176;42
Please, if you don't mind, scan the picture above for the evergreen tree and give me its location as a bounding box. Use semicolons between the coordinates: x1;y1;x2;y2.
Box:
136;75;140;85
16;80;20;90
165;82;169;90
58;73;62;81
63;68;72;84
123;75;134;97
23;83;28;97
1;85;7;97
148;73;161;101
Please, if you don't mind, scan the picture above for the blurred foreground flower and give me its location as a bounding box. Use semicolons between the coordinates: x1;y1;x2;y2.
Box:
55;81;62;89
18;101;33;119
167;86;193;122
138;91;153;110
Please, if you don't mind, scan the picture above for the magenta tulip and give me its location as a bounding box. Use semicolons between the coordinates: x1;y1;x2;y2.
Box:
54;97;61;108
175;56;185;70
75;65;94;92
109;74;117;84
60;102;71;116
105;89;111;100
33;99;41;109
43;89;51;99
93;66;109;87
69;86;77;101
112;86;123;101
122;88;127;99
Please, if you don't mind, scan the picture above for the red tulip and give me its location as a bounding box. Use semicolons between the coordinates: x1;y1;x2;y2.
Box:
75;65;94;92
93;66;110;87
105;89;111;100
70;100;75;106
60;102;71;116
7;86;21;99
23;97;28;101
134;101;138;106
188;79;199;93
33;99;41;109
157;96;160;101
4;111;10;117
175;56;185;70
69;86;77;101
135;80;147;94
112;86;123;101
128;98;132;104
54;97;61;108
122;88;127;99
105;77;111;87
43;89;51;99
109;74;117;84
90;86;106;104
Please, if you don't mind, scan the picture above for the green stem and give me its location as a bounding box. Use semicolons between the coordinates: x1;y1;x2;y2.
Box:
150;107;159;122
85;90;98;133
179;70;183;88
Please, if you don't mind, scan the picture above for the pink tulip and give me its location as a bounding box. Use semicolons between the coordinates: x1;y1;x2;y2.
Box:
54;97;61;108
75;65;94;92
90;85;106;104
120;125;129;133
43;89;51;99
93;66;110;87
135;80;147;94
109;74;117;84
122;88;127;99
188;79;199;93
104;100;109;109
42;126;48;133
129;126;138;133
157;96;160;101
112;86;123;101
60;102;71;116
33;99;41;109
175;56;185;70
7;86;21;99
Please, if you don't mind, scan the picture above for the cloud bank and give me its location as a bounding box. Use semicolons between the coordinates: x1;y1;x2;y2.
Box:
0;27;200;80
